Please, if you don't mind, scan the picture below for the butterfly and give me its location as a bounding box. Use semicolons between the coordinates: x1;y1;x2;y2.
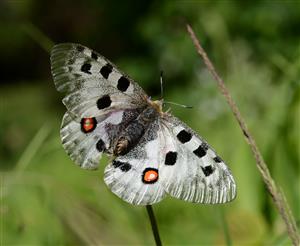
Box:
50;43;236;205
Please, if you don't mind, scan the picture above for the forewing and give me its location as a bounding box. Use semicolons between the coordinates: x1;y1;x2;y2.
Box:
159;115;236;204
104;120;166;205
51;43;148;119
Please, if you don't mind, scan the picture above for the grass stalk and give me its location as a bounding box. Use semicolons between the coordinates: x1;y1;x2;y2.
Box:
186;24;299;246
219;208;232;246
15;123;51;173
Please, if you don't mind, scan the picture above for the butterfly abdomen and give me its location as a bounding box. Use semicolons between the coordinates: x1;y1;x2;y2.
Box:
114;106;159;156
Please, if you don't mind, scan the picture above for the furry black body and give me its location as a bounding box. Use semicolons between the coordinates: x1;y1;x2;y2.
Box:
114;106;159;155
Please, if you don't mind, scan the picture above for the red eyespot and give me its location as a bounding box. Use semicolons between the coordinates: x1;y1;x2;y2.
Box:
143;168;159;184
81;117;97;133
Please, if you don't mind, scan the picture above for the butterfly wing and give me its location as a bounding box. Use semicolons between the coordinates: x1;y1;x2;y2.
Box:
104;114;236;205
51;43;147;118
51;43;148;169
159;115;236;204
60;109;143;169
104;120;167;205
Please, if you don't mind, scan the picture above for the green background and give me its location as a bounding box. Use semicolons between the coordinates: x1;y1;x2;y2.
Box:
1;0;299;245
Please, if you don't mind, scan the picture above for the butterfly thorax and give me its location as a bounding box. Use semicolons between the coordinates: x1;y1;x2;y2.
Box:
113;99;163;156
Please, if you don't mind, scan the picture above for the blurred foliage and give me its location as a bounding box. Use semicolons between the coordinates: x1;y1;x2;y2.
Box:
1;0;299;245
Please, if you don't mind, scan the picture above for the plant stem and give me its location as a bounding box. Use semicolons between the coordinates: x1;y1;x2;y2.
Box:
146;205;162;246
219;208;232;246
186;24;300;246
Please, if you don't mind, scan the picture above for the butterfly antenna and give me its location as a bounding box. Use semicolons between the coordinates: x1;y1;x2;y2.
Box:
164;101;193;109
160;70;164;100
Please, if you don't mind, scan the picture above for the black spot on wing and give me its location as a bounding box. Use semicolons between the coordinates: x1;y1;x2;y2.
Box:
201;165;214;176
117;76;130;92
81;63;92;74
112;160;131;172
97;95;111;109
165;151;177;165
213;156;222;163
100;63;113;79
177;130;192;143
120;163;131;172
112;160;122;168
193;142;209;158
91;51;98;60
96;139;105;152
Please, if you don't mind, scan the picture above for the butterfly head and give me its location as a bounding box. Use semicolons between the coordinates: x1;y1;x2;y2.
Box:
147;97;164;115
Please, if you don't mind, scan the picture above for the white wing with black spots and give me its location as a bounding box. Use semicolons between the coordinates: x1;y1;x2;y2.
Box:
60;107;144;169
104;121;167;205
51;43;148;119
60;112;103;169
159;115;236;204
104;115;236;205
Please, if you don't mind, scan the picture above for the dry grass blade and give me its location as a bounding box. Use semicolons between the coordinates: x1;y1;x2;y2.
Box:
186;24;299;246
15;123;51;173
22;22;54;53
